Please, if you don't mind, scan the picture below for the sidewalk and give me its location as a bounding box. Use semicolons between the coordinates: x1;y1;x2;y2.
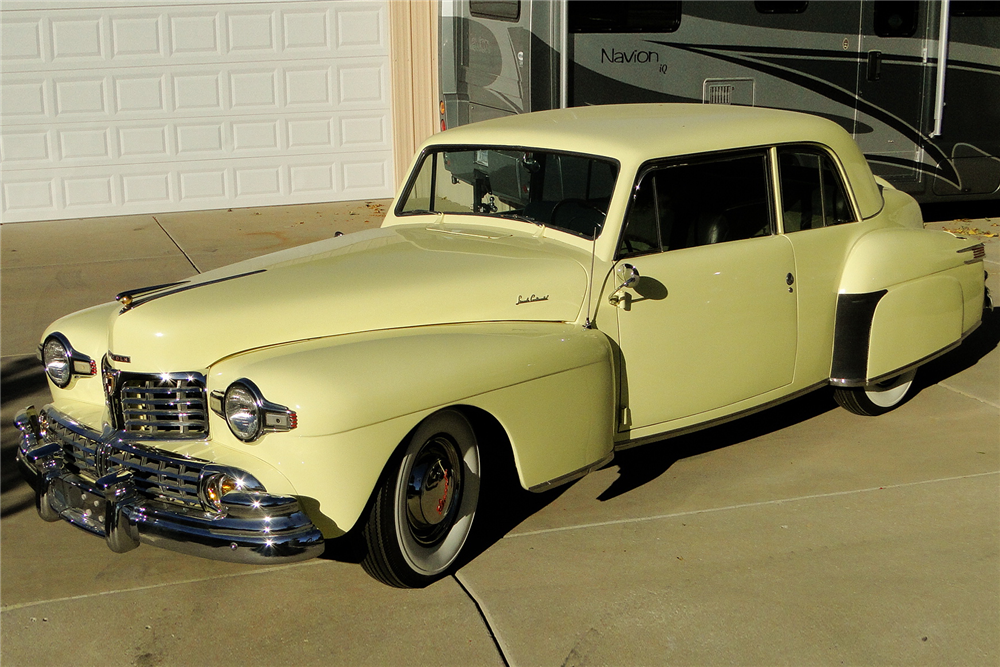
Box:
1;203;997;666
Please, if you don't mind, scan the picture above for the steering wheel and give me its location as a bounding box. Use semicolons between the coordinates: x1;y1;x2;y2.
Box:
551;198;606;231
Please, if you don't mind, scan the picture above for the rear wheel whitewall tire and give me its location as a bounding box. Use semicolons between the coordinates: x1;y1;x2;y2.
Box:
834;369;917;416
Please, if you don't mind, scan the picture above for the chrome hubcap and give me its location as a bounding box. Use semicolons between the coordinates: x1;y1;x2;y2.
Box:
405;436;462;546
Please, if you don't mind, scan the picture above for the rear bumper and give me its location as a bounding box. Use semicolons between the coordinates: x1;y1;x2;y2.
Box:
15;405;324;564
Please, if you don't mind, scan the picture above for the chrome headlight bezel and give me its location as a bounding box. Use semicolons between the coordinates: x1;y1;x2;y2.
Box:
210;378;297;443
39;332;96;389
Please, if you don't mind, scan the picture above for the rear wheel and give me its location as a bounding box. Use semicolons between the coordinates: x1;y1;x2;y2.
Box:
834;369;917;416
362;409;480;588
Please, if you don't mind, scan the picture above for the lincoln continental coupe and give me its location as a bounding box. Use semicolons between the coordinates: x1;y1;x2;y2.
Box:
16;105;989;587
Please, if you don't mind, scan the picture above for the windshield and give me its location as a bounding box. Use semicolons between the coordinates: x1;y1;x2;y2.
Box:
398;147;620;239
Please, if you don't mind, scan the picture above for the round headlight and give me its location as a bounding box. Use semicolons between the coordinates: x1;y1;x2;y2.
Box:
42;337;72;388
224;383;262;441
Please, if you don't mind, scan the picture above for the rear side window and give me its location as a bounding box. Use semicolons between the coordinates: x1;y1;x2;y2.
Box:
569;1;681;33
618;152;772;257
470;1;520;22
777;148;856;232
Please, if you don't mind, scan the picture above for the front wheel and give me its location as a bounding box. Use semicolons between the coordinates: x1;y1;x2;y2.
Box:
834;369;917;416
362;409;480;588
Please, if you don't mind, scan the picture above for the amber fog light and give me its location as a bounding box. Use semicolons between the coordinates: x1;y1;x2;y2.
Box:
204;473;239;511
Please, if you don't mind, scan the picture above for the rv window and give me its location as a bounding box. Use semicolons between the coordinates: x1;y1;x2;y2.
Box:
470;1;520;22
874;1;919;37
777;148;856;232
568;1;681;34
951;1;1000;16
755;2;808;14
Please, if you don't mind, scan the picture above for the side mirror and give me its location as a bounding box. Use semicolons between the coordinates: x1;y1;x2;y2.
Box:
609;263;640;307
615;263;640;292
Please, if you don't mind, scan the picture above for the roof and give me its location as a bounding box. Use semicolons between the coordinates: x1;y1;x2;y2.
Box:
425;104;883;219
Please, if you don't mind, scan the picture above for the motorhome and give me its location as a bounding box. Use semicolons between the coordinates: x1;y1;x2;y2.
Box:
439;1;1000;203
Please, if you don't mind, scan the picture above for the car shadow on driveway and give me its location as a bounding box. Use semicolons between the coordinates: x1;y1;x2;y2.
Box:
0;356;49;518
600;388;837;502
602;306;999;504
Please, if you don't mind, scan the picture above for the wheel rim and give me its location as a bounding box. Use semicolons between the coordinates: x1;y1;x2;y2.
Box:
389;411;480;578
865;370;917;408
405;435;463;546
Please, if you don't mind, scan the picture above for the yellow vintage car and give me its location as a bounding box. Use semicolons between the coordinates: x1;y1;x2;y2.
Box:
16;104;989;587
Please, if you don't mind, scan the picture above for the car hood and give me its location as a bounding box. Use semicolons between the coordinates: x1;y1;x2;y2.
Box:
108;225;591;370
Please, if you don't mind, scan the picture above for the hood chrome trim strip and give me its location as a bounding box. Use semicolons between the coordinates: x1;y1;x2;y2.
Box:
119;270;266;314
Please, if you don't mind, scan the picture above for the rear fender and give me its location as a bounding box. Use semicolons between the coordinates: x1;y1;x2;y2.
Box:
832;227;984;384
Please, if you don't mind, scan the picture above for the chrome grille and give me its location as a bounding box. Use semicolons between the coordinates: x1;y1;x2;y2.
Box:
43;416;207;509
112;372;208;436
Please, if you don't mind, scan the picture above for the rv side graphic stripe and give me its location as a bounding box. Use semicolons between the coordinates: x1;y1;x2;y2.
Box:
646;41;960;187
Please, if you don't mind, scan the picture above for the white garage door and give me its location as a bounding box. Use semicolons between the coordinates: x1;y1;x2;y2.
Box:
0;0;394;223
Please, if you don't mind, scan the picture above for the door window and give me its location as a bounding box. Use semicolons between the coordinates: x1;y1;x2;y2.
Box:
618;152;773;258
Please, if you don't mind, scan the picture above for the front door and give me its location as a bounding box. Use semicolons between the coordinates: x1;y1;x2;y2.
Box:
609;150;797;432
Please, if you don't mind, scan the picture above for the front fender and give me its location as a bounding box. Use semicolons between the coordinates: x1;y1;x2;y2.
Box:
207;322;616;534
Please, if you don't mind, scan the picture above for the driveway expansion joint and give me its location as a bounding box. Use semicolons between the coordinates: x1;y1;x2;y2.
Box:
454;571;512;667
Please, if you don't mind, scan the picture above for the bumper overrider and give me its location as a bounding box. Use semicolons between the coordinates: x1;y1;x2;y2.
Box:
14;405;324;563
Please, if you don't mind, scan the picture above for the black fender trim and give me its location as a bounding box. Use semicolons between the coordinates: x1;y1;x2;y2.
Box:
830;290;887;385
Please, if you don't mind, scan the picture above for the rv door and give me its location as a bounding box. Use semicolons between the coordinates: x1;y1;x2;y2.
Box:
855;0;937;192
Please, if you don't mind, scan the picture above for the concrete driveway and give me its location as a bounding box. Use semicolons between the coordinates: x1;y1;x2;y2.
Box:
2;203;997;666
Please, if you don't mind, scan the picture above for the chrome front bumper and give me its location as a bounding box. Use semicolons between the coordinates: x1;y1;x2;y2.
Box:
14;405;324;564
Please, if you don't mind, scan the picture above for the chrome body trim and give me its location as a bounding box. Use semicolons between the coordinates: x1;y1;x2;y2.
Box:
528;451;615;492
958;242;986;264
120;270;266;313
615;381;830;452
14;405;324;564
115;281;188;308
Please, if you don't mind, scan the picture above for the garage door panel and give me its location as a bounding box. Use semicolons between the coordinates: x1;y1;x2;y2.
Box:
2;109;390;171
2;4;387;72
2;152;394;217
1;1;393;223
